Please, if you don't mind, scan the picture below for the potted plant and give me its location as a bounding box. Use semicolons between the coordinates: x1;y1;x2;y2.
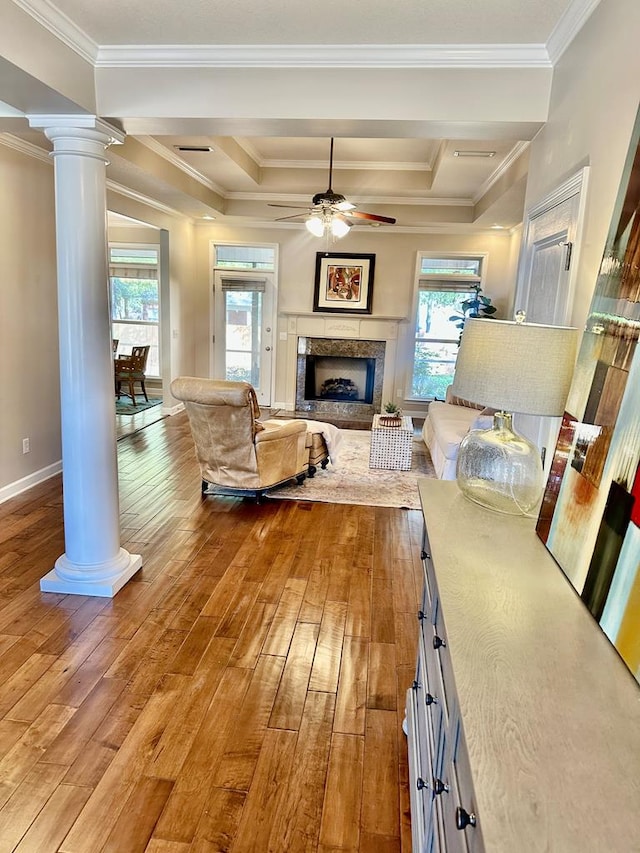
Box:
450;284;497;343
380;401;403;425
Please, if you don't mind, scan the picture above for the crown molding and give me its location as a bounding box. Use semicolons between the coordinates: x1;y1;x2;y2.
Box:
264;158;433;172
136;136;226;194
106;180;193;221
0;132;51;163
472;140;530;204
95;43;551;69
546;0;600;65
14;0;597;70
227;191;473;207
12;0;98;63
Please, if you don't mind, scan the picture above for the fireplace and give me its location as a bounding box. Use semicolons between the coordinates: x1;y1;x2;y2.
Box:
296;337;385;417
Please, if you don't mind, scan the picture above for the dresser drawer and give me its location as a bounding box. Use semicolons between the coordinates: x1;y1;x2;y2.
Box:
406;685;428;853
421;527;438;615
448;719;483;853
421;603;452;725
407;674;444;853
418;616;448;756
438;718;483;853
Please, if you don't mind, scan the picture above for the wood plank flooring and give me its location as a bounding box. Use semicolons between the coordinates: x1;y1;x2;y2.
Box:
0;412;423;852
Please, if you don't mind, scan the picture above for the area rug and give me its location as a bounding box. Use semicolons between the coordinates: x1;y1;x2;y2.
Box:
115;397;163;416
267;430;436;509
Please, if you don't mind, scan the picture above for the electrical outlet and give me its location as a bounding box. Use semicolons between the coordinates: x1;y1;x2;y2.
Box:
22;437;30;454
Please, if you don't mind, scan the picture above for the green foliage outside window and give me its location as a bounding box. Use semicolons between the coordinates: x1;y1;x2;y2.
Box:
111;278;159;321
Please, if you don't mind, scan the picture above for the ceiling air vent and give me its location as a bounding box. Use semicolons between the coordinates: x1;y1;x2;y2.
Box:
173;145;214;153
453;150;496;158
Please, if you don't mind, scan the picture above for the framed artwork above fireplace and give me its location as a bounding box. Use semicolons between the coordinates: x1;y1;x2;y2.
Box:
313;252;375;314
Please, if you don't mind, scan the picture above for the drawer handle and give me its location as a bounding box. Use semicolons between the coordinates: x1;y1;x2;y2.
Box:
421;550;430;560
433;777;449;796
433;634;446;650
425;692;438;706
416;777;428;790
455;806;477;830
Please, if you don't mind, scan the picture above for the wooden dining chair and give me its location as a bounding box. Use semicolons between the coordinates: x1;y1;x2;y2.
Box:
115;345;150;405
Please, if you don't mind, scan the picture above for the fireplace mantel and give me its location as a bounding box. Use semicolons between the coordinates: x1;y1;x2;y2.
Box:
276;313;405;411
280;311;407;321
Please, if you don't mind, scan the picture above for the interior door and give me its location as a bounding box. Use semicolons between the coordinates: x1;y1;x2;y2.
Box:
213;272;274;406
513;170;588;464
515;193;581;324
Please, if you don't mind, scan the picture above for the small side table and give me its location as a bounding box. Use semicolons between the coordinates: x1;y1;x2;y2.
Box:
369;415;414;470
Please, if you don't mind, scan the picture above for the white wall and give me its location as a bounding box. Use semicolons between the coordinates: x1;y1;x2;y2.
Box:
0;144;60;498
525;0;640;332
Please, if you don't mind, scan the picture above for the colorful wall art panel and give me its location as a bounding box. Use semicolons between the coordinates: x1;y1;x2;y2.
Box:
537;106;640;686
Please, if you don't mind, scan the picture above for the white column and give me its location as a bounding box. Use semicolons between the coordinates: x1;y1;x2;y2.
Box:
31;117;142;596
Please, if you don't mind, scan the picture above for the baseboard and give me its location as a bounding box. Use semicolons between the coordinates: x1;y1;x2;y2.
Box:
0;460;62;505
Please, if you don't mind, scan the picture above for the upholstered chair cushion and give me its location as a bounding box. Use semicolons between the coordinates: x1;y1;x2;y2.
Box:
170;377;308;491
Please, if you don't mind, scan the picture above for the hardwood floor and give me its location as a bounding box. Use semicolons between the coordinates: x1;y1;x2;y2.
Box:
0;412;422;852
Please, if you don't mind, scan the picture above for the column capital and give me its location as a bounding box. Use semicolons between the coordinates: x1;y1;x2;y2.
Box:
27;114;125;146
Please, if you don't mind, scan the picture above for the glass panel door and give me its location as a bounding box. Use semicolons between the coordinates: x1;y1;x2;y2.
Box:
224;288;263;387
214;273;274;406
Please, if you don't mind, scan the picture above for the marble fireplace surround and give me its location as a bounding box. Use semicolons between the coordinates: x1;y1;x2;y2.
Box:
296;337;385;417
279;313;403;416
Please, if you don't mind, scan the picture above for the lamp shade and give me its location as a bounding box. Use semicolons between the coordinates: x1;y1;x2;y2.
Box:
451;318;579;416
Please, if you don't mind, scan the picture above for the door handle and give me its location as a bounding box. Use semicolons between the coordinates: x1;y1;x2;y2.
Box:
265;346;271;352
559;240;573;271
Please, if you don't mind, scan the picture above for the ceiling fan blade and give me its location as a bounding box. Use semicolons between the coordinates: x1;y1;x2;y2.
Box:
347;210;397;224
268;203;311;210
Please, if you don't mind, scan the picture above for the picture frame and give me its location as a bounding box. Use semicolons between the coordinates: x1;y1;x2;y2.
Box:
536;105;640;687
313;252;375;314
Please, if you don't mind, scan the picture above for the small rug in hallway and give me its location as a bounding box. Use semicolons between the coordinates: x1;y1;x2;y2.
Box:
115;397;163;416
267;430;436;509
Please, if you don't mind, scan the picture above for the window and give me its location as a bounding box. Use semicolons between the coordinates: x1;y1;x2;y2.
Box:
109;245;160;377
214;244;275;270
409;254;485;400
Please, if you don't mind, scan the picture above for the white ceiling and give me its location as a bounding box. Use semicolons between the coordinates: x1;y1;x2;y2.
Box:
4;0;598;232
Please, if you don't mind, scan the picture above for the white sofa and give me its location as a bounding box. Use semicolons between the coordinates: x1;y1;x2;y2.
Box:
422;386;495;479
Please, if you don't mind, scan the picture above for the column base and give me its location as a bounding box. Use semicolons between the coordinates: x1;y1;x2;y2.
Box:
40;552;143;597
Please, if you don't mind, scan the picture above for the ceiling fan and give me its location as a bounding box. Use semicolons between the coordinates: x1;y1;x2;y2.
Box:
269;138;397;237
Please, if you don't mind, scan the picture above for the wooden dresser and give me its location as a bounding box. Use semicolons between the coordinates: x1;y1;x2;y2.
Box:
406;480;640;852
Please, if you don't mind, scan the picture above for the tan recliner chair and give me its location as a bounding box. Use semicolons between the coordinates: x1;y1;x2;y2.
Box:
170;377;309;499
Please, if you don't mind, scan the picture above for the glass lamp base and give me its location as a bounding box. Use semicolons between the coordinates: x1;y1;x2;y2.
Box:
456;412;543;515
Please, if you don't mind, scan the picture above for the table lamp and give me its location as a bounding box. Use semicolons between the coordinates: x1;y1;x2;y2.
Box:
451;315;579;515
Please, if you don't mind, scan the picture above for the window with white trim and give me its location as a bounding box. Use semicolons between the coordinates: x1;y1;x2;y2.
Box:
214;244;275;270
109;245;160;377
410;255;485;400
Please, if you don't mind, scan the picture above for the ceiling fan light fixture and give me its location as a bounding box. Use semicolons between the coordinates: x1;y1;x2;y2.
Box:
305;215;325;237
331;216;351;238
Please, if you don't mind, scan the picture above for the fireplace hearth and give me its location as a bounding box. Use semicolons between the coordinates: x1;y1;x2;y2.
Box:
296;337;385;417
